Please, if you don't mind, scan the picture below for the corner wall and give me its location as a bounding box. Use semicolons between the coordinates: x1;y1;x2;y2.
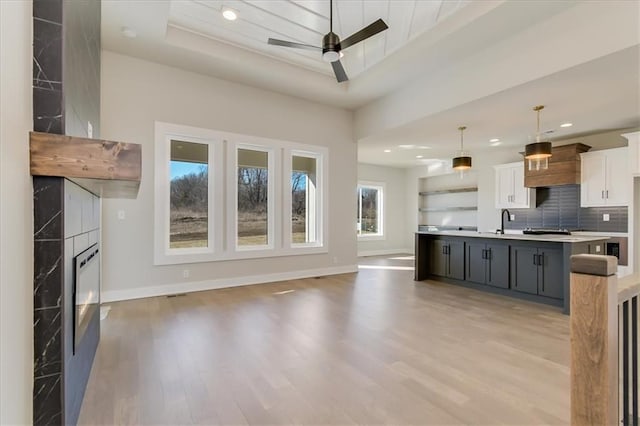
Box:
0;0;34;424
357;163;409;256
100;51;357;301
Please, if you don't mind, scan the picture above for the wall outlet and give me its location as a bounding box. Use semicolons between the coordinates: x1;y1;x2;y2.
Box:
87;121;93;138
182;269;190;278
603;213;610;222
117;210;125;220
595;245;601;253
510;214;515;221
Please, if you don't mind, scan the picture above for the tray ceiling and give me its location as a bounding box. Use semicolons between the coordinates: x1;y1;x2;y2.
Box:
168;0;469;79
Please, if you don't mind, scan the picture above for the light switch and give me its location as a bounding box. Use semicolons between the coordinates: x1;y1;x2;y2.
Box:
510;214;515;221
603;214;610;222
117;210;125;220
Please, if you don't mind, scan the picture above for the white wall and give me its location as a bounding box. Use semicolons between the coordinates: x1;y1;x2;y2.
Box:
0;0;34;423
100;51;357;301
357;163;409;256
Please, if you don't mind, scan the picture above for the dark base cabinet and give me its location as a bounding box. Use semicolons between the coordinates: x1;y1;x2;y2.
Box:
415;232;609;314
429;239;465;280
466;242;509;289
511;245;563;299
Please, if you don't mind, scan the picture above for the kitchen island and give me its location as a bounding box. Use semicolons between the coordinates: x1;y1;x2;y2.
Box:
415;231;609;314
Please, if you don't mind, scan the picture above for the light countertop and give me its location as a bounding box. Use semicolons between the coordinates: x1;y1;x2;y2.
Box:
416;230;609;243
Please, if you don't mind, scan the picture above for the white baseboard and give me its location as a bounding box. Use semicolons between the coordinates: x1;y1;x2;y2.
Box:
101;264;358;303
357;248;412;257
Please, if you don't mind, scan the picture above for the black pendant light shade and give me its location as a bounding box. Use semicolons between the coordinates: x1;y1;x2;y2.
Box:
452;155;472;170
452;126;472;171
525;141;552;160
525;105;552;170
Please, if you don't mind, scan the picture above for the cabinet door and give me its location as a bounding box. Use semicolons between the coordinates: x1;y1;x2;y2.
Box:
429;239;447;277
510;246;539;295
511;164;531;208
447;240;465;280
495;167;514;208
538;247;563;299
604;148;629;206
486;244;509;289
580;153;607;207
465;242;486;284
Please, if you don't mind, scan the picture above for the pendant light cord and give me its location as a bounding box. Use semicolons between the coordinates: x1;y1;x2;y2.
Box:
533;105;544;143
458;126;466;153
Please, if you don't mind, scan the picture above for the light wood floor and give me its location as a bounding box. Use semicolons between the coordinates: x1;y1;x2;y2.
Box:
78;255;571;425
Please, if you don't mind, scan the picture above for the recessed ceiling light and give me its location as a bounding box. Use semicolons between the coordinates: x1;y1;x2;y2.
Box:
222;9;237;21
560;122;573;128
490;141;502;147
490;138;500;143
121;27;137;38
416;155;423;159
398;144;415;149
384;149;391;153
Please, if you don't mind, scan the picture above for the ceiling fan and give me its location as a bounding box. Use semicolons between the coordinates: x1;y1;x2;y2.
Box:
267;0;388;83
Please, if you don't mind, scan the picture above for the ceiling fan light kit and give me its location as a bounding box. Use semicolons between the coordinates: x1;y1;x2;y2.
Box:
267;0;388;82
452;126;472;172
525;105;553;171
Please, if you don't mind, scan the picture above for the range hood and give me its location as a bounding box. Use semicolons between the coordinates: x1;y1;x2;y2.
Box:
29;131;142;198
524;143;591;187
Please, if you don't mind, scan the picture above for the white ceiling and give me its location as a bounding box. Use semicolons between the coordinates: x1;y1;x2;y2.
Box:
167;0;469;80
101;0;640;168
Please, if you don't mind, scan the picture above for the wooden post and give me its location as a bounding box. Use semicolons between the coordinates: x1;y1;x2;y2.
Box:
570;254;618;426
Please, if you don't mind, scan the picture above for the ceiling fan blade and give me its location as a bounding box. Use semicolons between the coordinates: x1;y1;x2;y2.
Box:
331;60;348;83
268;38;321;52
339;19;389;50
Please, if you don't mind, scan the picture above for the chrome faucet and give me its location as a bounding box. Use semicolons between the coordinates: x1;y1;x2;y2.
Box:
499;209;511;234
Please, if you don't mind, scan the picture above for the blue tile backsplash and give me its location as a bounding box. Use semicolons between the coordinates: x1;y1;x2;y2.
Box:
504;184;628;232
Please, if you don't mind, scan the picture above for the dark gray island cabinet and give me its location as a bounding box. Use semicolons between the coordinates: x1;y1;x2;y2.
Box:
415;231;608;313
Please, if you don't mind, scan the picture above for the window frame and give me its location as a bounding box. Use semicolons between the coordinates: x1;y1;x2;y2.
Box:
228;142;277;253
357;181;385;240
284;148;327;249
154;121;328;266
154;122;224;265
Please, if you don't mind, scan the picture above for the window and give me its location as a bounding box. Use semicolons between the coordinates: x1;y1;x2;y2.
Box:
357;183;384;238
170;140;209;249
235;147;273;249
290;152;321;246
154;122;328;265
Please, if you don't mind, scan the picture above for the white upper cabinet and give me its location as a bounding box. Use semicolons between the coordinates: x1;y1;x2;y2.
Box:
623;131;640;176
494;162;534;209
580;147;629;207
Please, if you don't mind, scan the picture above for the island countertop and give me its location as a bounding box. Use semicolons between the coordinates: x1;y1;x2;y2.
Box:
415;230;610;244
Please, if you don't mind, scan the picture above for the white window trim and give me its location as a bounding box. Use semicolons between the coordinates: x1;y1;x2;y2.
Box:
154;122;224;265
154;121;328;266
357;181;385;241
284;148;328;249
228;142;278;253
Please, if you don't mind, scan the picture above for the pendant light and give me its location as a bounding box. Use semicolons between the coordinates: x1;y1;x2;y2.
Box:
452;126;472;172
525;105;552;171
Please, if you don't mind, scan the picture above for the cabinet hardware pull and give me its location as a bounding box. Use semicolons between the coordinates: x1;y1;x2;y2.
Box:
482;249;486;259
533;254;538;265
605;190;609;199
538;254;544;266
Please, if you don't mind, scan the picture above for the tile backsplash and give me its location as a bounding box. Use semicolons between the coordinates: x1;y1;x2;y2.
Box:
505;184;628;232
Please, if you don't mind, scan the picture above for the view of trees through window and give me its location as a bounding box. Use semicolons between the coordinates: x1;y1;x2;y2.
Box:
237;149;269;246
357;185;381;236
291;171;307;243
169;140;209;248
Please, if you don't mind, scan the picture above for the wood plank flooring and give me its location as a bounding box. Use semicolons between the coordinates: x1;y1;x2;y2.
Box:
78;255;571;425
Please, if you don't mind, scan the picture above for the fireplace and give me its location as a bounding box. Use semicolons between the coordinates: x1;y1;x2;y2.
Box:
73;244;100;352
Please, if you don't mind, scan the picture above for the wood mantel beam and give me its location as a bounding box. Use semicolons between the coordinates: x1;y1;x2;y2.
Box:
29;131;141;198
